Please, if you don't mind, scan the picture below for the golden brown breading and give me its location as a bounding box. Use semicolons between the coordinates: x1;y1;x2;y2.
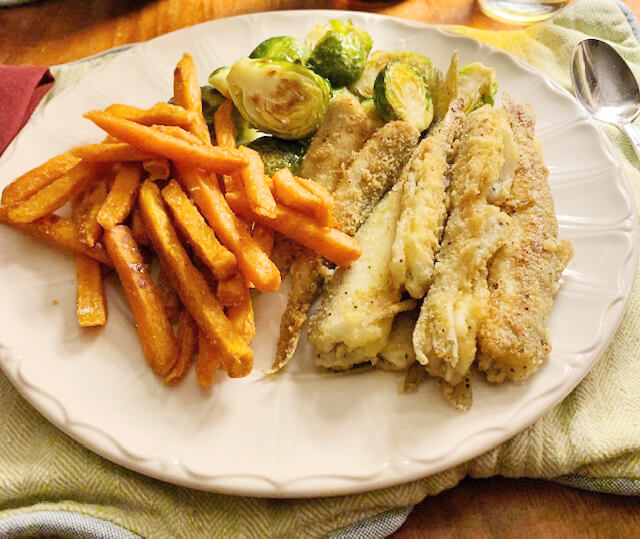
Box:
268;95;378;373
308;183;415;370
477;96;573;383
390;99;465;299
413;105;513;386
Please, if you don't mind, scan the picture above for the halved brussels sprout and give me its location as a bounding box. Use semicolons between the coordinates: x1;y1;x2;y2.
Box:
307;20;372;87
330;86;357;99
458;62;498;113
373;61;434;132
350;50;435;99
250;36;312;64
247;136;309;176
226;57;331;140
208;66;231;98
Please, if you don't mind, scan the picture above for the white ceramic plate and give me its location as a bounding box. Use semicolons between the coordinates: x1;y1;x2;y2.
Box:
0;11;637;498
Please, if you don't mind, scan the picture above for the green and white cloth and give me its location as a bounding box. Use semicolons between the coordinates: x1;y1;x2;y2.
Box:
0;0;639;536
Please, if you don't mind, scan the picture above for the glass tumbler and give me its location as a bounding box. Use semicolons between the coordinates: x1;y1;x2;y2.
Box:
478;0;569;24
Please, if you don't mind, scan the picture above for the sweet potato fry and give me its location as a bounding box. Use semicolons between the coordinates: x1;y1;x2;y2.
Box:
213;100;236;149
226;192;361;268
155;267;182;322
73;177;108;247
84;111;246;174
143;158;170;181
216;273;246;307
130;205;150;245
253;224;274;257
76;254;107;327
104;226;178;375
1;152;81;206
151;125;204;147
0;214;112;266
161;179;236;280
138;180;253;377
97;163;142;230
238;146;276;219
70;143;156;162
8;161;107;223
173;53;211;145
273;168;335;227
175;164;280;292
226;287;255;344
105;103;197;128
165;310;198;386
196;331;221;388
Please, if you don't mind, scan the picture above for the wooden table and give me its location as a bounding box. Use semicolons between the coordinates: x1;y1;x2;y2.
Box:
2;0;640;536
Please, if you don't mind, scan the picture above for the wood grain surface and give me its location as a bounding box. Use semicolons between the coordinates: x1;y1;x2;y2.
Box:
1;0;639;536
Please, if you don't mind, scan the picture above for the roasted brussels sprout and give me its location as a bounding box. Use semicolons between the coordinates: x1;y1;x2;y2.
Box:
250;36;312;64
226;57;331;139
350;50;435;99
373;61;433;132
307;20;372;87
247;136;309;176
330;86;357;99
208;66;231;98
458;62;498;112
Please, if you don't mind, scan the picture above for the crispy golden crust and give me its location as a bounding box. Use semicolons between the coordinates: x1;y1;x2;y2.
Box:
413;106;512;386
268;96;379;373
390;99;465;299
477;96;573;383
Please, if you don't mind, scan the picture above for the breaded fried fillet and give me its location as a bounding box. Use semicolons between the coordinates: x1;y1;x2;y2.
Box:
413;105;515;386
477;97;573;383
309;183;416;370
390;99;465;299
269;114;418;373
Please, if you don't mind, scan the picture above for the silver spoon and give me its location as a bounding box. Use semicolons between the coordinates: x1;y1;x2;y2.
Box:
571;38;640;161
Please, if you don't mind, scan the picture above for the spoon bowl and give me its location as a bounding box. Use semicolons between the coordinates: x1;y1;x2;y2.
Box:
571;38;640;159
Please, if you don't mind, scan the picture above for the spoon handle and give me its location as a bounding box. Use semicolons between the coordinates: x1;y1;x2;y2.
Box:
621;122;640;163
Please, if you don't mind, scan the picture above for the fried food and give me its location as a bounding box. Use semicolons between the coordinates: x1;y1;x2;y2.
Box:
173;53;212;145
390;99;465;299
129;205;150;245
213;99;236;149
70;143;156;162
376;309;418;371
176;164;280;292
75;254;107;327
97;162;142;230
226;286;256;344
73;177;108;247
142;158;171;181
161;179;237;280
103;225;178;376
269;111;418;373
226;191;361;267
165;310;198;386
84;111;246;173
105;102;197;128
138;180;253;378
1;152;80;206
297;93;377;193
272;168;335;226
412;106;515;386
216;273;246;307
8;161;107;223
331;120;420;235
155;267;182;323
309;184;415;370
237;146;277;218
196;331;221;388
1;214;112;266
477;97;573;383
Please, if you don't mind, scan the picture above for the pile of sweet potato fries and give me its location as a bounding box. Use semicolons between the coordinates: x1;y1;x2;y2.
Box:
0;54;361;388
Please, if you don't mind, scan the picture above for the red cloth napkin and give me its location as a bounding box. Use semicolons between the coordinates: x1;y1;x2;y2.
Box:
0;65;55;155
